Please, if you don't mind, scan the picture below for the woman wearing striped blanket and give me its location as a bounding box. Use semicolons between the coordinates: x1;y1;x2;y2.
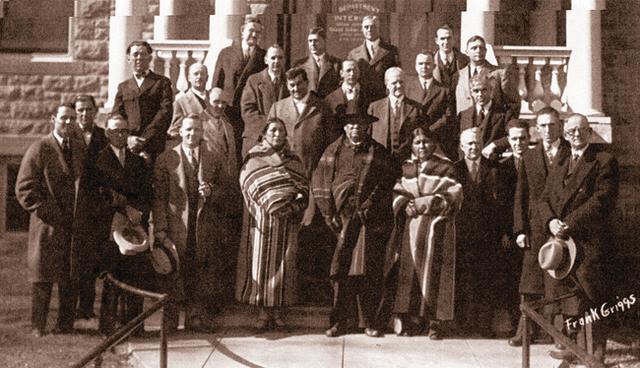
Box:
381;128;463;339
235;118;309;331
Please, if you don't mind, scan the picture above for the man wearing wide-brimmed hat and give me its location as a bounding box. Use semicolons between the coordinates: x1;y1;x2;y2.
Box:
537;113;619;364
312;102;396;338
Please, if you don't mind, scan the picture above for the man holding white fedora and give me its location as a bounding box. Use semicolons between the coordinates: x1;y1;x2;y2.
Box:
537;113;619;364
95;114;153;337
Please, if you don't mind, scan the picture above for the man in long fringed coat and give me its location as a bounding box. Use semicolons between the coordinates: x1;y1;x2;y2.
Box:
312;106;396;338
380;130;463;339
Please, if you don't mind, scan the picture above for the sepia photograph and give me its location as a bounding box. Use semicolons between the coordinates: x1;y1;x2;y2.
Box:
0;0;638;367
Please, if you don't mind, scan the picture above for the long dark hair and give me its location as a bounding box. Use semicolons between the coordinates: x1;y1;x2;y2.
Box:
258;117;287;143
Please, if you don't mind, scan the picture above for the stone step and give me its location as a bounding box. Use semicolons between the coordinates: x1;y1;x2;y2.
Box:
143;303;332;331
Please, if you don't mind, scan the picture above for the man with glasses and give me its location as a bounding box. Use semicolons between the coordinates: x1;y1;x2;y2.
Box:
95;114;153;337
16;103;86;337
538;114;618;364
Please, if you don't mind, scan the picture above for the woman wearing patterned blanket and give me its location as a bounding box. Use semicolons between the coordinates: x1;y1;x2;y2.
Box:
235;118;309;331
382;128;463;338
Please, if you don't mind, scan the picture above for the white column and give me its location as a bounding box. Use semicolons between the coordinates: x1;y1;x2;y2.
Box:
204;0;247;89
154;0;187;40
105;0;147;109
565;0;605;115
460;0;499;47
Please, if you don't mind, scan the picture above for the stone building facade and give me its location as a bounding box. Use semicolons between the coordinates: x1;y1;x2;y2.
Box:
0;0;638;267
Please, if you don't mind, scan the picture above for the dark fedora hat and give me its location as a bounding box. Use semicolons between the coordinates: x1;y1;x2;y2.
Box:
149;238;180;275
336;100;378;126
538;236;577;280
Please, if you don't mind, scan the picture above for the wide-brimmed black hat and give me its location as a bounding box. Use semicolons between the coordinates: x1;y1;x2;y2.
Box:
336;100;378;125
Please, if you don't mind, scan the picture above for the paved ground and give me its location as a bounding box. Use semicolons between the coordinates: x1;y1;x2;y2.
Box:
127;329;559;368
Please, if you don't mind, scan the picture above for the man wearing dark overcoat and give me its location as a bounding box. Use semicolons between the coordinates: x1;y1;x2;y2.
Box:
16;103;87;337
453;127;502;337
240;45;288;158
368;67;425;162
538;113;618;364
213;16;267;144
325;59;368;115
347;15;400;105
457;74;509;158
95;115;153;337
71;95;108;321
432;24;469;94
112;40;173;163
293;27;342;99
404;50;454;159
312;104;396;338
495;119;531;341
508;107;570;347
154;114;239;332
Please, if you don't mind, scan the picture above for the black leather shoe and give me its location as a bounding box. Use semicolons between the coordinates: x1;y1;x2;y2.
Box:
31;328;45;338
428;329;442;340
364;328;381;338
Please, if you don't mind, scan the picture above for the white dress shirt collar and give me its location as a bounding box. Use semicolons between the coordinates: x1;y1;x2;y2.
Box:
571;144;589;160
476;100;492;115
133;70;149;87
53;130;65;147
191;88;208;102
543;138;561;157
418;77;433;90
388;94;404;109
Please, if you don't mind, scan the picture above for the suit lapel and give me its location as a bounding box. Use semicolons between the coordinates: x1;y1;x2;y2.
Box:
318;55;331;81
423;83;439;106
559;148;596;209
370;43;389;65
138;72;158;96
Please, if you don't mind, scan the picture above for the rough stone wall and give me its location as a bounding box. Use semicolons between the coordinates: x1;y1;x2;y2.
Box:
0;0;113;134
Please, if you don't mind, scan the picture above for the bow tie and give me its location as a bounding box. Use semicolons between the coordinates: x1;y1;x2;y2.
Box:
134;72;146;79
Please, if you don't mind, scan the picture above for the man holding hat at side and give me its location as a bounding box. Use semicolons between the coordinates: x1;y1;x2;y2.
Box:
95;114;153;337
537;113;619;364
312;102;396;338
153;114;237;333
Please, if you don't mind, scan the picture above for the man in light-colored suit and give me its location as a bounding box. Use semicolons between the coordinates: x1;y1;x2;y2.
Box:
16;103;87;337
267;67;337;179
293;27;342;99
112;41;173;163
453;35;519;119
153;114;239;333
240;45;289;158
167;63;238;178
368;67;425;161
347;15;400;105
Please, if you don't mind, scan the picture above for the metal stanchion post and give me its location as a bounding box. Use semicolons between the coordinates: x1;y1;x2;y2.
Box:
522;312;530;368
160;305;167;368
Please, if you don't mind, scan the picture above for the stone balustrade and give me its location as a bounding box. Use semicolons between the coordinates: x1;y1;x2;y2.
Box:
147;40;210;95
492;45;572;115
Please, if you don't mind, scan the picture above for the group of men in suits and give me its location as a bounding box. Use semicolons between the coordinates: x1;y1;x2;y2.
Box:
15;14;618;363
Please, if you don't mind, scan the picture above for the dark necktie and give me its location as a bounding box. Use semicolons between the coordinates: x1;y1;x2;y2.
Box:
62;138;74;176
477;108;485;126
